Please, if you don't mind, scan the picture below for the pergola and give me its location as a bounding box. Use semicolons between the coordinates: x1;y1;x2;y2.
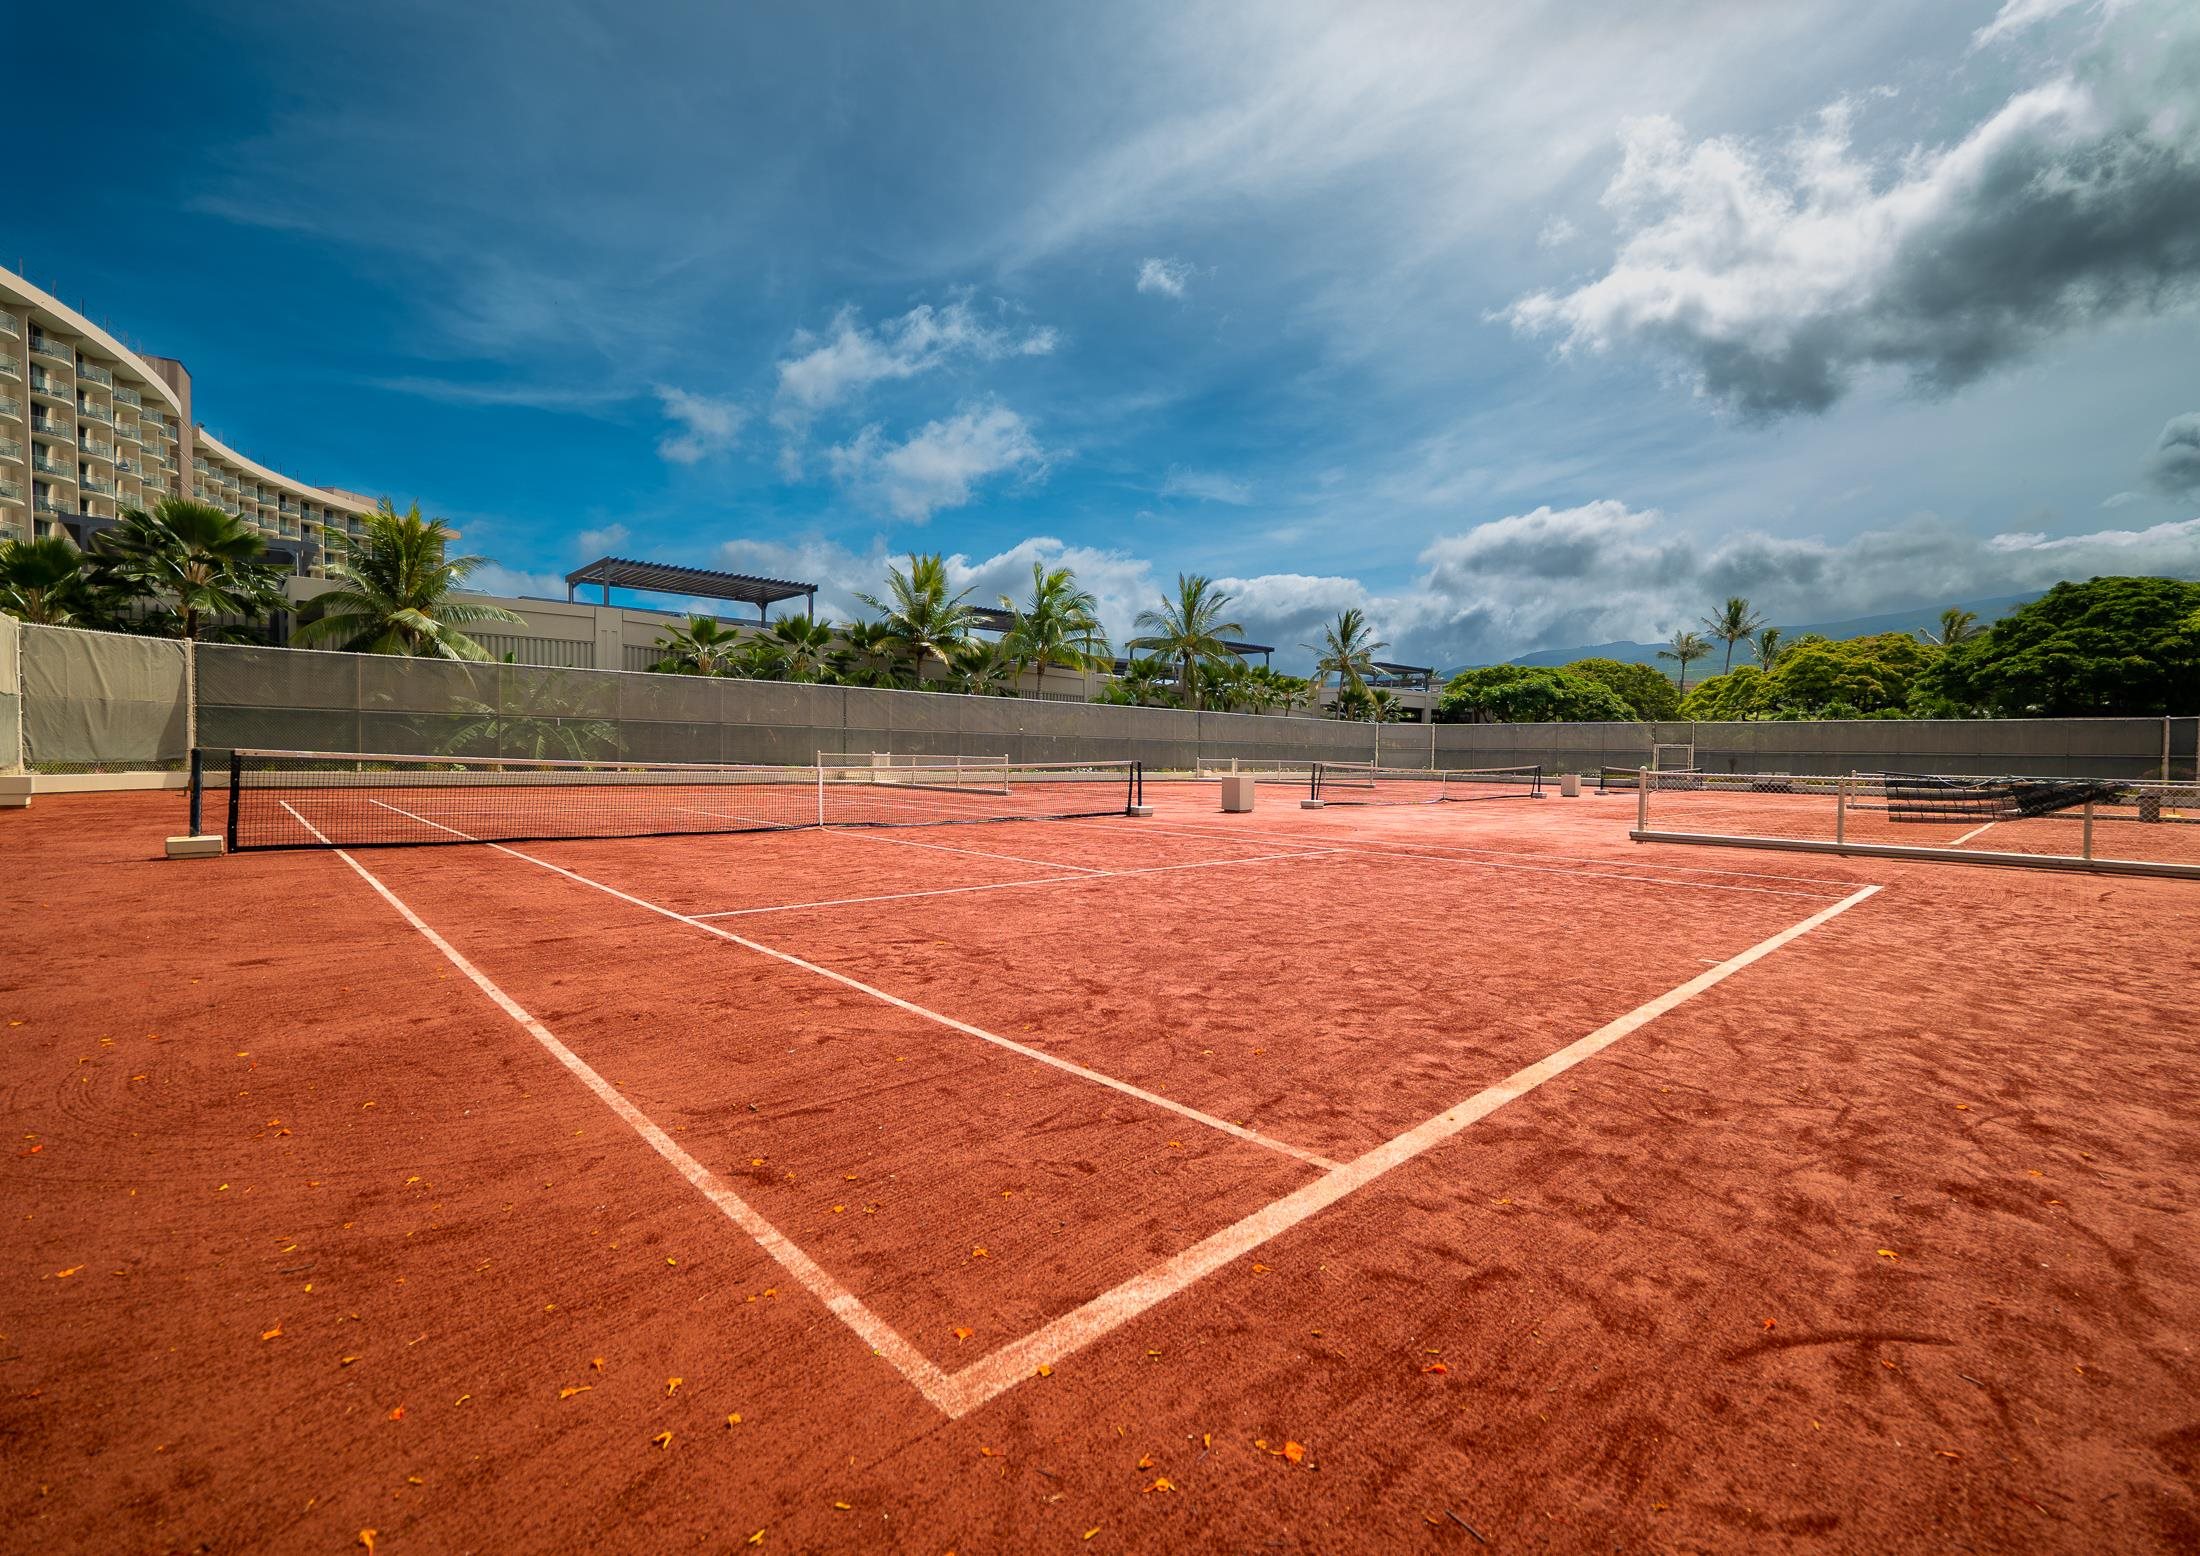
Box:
1368;660;1435;691
564;556;817;621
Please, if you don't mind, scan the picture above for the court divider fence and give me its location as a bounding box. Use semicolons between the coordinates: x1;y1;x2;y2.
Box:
2;625;2194;785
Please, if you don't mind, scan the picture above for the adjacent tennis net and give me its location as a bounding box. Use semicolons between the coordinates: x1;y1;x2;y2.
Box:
221;749;1141;851
1310;762;1543;805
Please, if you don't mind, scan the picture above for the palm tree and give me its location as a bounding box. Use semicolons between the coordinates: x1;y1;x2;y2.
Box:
293;498;520;659
764;613;837;682
1920;607;1982;647
1702;596;1767;673
1197;655;1253;712
829;619;910;688
1129;574;1243;711
856;553;980;682
1107;654;1180;707
946;637;1019;696
652;616;751;675
1657;629;1711;695
1305;607;1387;716
90;499;288;641
0;535;97;625
1002;563;1109;699
1752;625;1786;670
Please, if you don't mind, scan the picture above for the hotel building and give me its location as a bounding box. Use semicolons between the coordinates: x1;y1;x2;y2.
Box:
0;264;376;576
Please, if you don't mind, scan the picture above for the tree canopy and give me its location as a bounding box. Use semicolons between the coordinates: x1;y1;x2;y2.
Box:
1436;664;1636;723
1679;632;1939;719
1562;657;1680;720
1919;576;2200;717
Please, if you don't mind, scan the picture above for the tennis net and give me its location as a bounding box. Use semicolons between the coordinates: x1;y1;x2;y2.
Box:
221;749;1141;851
1310;762;1543;805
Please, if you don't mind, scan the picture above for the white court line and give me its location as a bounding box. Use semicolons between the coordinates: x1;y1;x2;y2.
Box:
691;847;1342;920
936;880;1884;1416
278;801;963;1414
305;797;1879;1420
359;796;1338;1173
1044;813;1848;900
827;827;1109;874
1949;819;2000;847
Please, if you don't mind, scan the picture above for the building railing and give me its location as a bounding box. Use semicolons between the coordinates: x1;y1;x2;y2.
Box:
112;385;140;408
30;454;69;476
113;423;139;445
0;397;18;418
79;440;114;461
82;476;117;496
30;416;72;438
0;314;18;337
0;440;20;462
0;478;22;501
33;497;72;515
0;354;20;379
78;403;113;425
76;362;114;387
29;375;69;400
28;337;72;364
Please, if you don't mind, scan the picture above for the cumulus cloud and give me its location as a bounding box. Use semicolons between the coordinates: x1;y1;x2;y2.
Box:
1504;6;2200;416
826;402;1049;522
2141;411;2200;497
576;523;630;555
1158;465;1253;504
774;300;1057;423
1135;257;1194;298
466;562;570;601
1380;500;2200;666
654;387;745;463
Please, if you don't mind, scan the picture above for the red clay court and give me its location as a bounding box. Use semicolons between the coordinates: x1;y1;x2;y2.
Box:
5;768;2198;1553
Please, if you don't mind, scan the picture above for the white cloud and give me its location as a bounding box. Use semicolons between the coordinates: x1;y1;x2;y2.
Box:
1158;465;1253;504
654;387;745;463
1505;8;2200;416
2141;411;2200;497
1972;0;2097;50
825;402;1049;522
774;300;1057;421
1535;216;1578;250
465;562;570;601
576;523;630;555
1135;257;1194;298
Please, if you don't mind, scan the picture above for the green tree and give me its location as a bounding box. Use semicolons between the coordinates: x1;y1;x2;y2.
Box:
1701;596;1767;673
1097;654;1180;707
1128;574;1244;711
760;613;836;682
90;499;288;641
1001;563;1109;698
1304;607;1386;715
293;499;520;659
1436;665;1636;723
1919;606;1983;647
856;553;980;681
1751;625;1787;670
946;637;1019;696
1761;632;1937;717
0;536;99;625
651;616;750;675
1921;577;2200;716
1561;657;1676;720
1677;665;1768;721
828;620;911;688
1657;629;1712;694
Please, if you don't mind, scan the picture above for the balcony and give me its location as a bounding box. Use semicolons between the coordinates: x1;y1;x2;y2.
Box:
28;337;72;366
0;354;20;379
29;419;71;443
78;403;113;426
34;497;73;516
0;478;21;501
113;422;140;445
0;398;17;419
77;362;114;388
0;313;17;337
30;454;70;476
29;376;70;403
82;475;117;497
279;498;298;514
79;439;114;462
117;457;139;476
112;385;140;408
0;440;19;463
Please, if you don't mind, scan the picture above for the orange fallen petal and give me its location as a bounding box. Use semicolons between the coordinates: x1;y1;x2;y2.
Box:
666;1377;683;1395
653;1430;673;1448
387;1406;404;1421
358;1532;376;1552
1281;1441;1307;1464
953;1326;974;1340
261;1323;283;1341
1422;1362;1449;1375
1137;1454;1155;1470
1144;1477;1175;1493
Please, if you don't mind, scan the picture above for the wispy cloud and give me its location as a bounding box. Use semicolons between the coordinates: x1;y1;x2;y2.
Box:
654;387;745;464
371;376;630;412
826;402;1050;521
1158;465;1252;504
775;300;1057;421
1135;257;1194;298
575;523;630;555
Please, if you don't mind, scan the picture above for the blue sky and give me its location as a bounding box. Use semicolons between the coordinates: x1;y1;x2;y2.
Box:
22;0;2200;670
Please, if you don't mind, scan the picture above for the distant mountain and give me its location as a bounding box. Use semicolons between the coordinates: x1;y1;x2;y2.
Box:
1498;592;2043;673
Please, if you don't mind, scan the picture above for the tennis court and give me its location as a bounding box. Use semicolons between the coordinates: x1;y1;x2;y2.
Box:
5;761;2198;1554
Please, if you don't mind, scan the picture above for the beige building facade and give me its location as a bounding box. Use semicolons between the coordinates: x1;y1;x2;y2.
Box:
0;264;374;574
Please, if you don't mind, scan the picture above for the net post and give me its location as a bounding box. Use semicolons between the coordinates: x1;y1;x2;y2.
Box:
1835;777;1847;844
1636;767;1648;831
225;750;242;851
2082;799;2094;860
188;748;204;836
